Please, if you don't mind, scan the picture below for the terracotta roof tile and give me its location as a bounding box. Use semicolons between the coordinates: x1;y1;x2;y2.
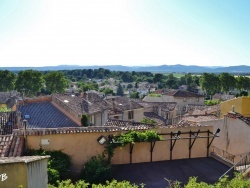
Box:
0;134;24;157
53;93;109;115
181;115;218;122
13;119;155;136
168;120;201;128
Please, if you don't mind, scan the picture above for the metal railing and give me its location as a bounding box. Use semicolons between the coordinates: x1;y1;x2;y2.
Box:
219;151;250;179
212;146;235;164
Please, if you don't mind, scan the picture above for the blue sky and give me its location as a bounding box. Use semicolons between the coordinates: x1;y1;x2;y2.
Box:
0;0;249;67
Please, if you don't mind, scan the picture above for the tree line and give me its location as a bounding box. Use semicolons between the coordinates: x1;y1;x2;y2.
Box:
0;70;68;96
1;68;250;98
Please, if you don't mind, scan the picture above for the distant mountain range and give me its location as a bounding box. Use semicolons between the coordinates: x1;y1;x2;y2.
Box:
1;64;250;73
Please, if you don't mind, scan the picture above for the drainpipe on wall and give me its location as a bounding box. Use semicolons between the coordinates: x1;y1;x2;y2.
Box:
23;120;28;150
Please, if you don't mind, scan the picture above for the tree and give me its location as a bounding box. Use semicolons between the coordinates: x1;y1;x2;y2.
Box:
81;114;89;127
116;83;124;96
0;70;16;92
44;71;68;94
236;76;250;91
153;73;163;83
219;73;236;94
15;70;44;96
130;92;139;98
200;73;220;96
166;73;178;89
78;81;99;92
101;88;114;95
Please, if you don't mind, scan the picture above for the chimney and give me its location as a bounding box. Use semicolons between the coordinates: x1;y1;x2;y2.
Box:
232;105;235;112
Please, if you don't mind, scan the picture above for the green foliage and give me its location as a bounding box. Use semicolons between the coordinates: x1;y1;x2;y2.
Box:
148;93;161;97
0;70;16;92
100;87;114;95
48;179;89;188
200;73;220;96
81;154;112;184
49;179;143;188
141;118;157;125
44;71;68;94
48;168;60;185
81;114;89;127
116;83;124;96
93;180;145;188
130;91;139;98
28;149;71;185
183;174;250;188
15;70;45;96
219;73;236;94
204;100;220;106
113;130;162;147
0;106;11;112
78;81;99;92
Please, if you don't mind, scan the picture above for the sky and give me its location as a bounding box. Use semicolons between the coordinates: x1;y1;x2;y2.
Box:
0;0;250;67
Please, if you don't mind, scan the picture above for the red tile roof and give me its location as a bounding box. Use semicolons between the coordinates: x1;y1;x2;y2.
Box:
0;134;24;157
13;120;155;136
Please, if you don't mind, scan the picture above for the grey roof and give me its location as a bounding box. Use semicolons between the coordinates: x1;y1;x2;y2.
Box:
53;93;109;115
18;101;79;128
105;97;144;111
139;102;177;112
163;90;204;98
0;92;10;103
143;112;165;126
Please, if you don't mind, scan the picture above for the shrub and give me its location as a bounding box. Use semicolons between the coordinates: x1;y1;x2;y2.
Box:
81;154;112;184
81;114;89;127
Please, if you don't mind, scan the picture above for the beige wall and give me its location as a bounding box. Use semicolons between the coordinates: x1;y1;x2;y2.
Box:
27;126;214;174
0;163;27;188
122;108;144;122
213;115;250;158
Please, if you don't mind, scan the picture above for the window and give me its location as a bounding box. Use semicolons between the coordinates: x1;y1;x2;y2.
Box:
128;110;134;120
90;115;95;125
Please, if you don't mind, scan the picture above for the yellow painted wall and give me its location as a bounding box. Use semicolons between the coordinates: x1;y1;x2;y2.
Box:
0;163;27;188
220;97;250;118
27;126;213;173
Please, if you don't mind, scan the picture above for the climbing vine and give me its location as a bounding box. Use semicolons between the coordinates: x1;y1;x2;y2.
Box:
104;130;163;162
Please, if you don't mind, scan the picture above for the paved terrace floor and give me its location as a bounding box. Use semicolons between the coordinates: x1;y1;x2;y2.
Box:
112;157;232;188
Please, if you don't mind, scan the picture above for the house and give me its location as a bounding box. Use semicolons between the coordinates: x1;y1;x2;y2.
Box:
0;92;19;111
52;92;110;126
212;93;234;101
105;96;144;122
143;90;204;115
138;102;177;125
